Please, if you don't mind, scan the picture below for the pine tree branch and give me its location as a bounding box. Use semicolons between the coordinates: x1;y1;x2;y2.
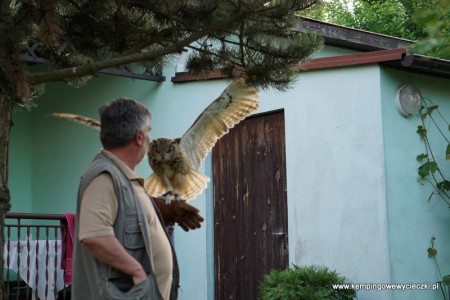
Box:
0;0;12;22
27;44;179;85
0;0;9;14
28;10;248;86
187;44;242;65
239;20;246;66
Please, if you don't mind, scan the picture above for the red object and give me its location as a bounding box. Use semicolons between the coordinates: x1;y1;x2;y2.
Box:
60;213;75;285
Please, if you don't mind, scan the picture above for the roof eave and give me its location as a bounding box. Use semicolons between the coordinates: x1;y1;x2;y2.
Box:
381;54;450;79
295;18;450;79
294;17;414;52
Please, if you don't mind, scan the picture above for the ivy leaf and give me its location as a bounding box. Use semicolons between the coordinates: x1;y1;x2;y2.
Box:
443;275;450;286
418;161;438;178
427;247;437;257
417;153;428;161
446;144;450;160
437;180;450;191
427;105;439;115
417;126;427;139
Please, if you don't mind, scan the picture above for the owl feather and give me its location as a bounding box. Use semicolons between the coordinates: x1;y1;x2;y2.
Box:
46;113;101;129
179;77;260;170
49;77;260;201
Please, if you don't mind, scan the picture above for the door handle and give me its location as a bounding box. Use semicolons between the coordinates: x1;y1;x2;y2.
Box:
272;232;286;236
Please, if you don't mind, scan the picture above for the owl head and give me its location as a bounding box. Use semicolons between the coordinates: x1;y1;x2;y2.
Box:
148;137;181;164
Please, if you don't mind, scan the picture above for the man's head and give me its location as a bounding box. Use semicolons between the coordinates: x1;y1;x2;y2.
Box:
99;98;151;150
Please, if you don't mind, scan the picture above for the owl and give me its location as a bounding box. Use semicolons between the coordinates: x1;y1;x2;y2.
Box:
49;77;260;202
145;137;207;202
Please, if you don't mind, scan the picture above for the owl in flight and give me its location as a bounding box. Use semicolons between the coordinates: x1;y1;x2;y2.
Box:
50;77;260;202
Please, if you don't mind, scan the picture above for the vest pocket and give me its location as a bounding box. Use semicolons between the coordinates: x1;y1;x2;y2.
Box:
122;217;152;275
103;275;162;300
123;221;145;250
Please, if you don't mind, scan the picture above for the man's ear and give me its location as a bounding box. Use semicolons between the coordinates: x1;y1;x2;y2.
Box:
135;130;144;146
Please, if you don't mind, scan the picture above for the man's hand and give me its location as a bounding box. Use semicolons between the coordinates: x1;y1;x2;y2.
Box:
82;236;147;285
155;199;204;231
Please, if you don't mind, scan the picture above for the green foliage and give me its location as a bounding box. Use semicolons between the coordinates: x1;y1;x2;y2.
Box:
416;97;450;208
417;100;450;290
0;0;324;101
418;161;438;178
258;264;356;300
427;236;449;286
428;236;438;258
300;0;424;39
300;0;450;59
444;275;450;286
351;1;419;40
410;0;450;59
301;0;355;26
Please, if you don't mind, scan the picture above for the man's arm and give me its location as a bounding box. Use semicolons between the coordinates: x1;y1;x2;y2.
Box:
82;236;147;285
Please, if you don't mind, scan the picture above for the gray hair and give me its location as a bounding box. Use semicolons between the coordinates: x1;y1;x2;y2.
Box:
99;97;150;149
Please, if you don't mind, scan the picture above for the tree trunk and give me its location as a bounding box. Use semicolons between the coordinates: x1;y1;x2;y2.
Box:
0;79;13;299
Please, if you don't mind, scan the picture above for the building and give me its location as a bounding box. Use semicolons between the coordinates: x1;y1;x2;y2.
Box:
9;18;450;299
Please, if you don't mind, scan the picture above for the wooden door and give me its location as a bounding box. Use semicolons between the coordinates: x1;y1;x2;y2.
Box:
213;111;288;300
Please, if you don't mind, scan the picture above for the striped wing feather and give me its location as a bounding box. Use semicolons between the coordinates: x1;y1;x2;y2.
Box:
47;113;101;129
179;77;260;169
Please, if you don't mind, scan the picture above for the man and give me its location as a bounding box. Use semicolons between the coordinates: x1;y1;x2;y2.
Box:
72;98;203;299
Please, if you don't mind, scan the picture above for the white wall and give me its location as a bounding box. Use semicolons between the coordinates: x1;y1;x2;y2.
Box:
161;63;391;299
264;66;391;300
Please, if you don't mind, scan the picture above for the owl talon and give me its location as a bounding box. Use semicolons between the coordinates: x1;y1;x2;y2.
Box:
163;193;172;205
161;191;181;205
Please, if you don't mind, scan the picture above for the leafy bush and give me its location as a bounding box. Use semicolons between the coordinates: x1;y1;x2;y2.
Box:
259;264;356;300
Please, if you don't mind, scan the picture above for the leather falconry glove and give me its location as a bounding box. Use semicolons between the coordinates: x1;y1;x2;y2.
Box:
155;198;204;232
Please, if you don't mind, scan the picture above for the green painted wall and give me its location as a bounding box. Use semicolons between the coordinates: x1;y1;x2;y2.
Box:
11;74;162;214
7;45;450;299
9;108;33;212
381;68;450;299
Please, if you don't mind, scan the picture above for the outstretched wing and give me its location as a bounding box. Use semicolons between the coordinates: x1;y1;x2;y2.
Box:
179;77;260;169
47;113;101;130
